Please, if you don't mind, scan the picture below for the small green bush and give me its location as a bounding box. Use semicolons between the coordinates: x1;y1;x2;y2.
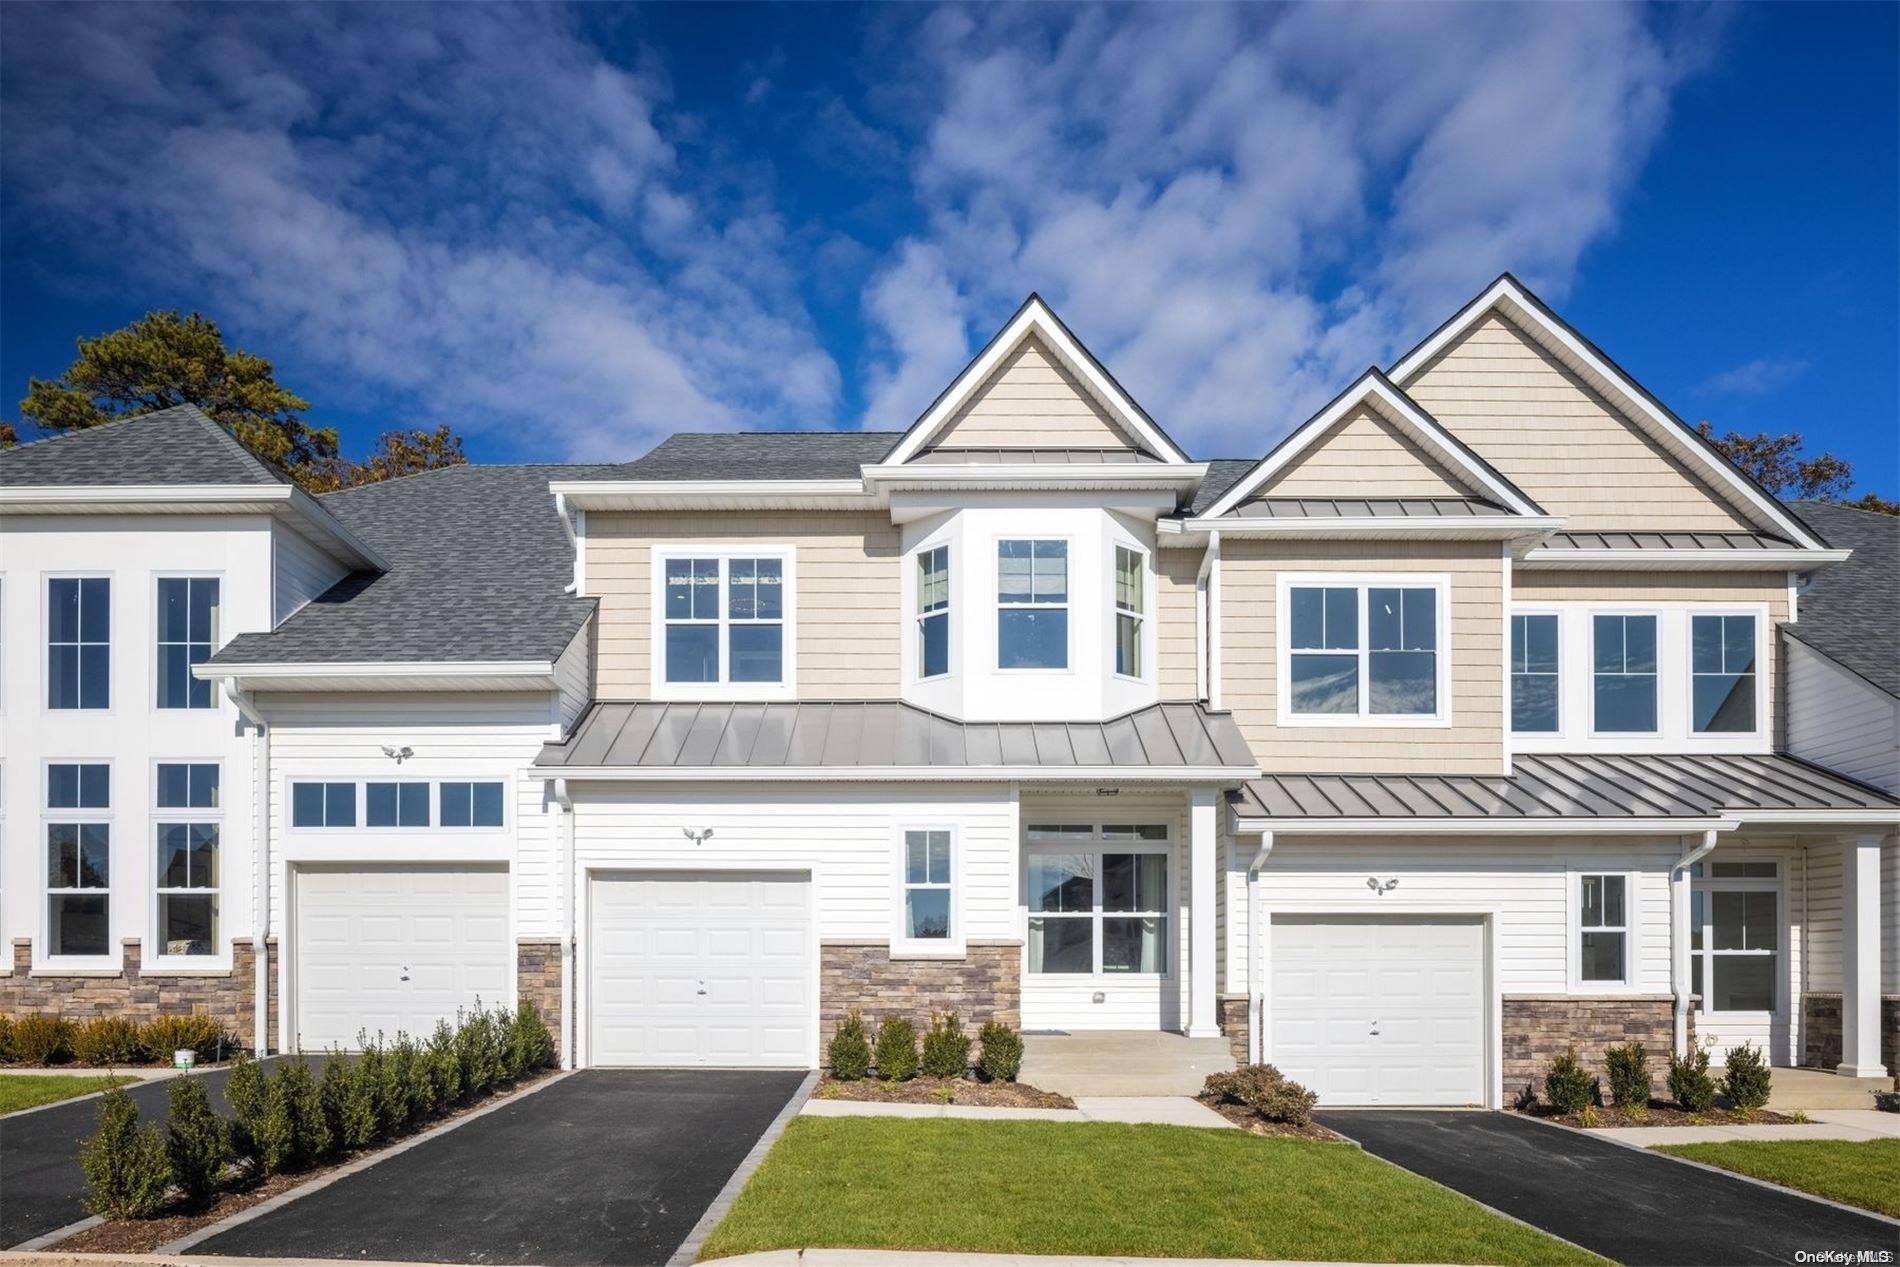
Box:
1542;1047;1595;1114
74;1017;146;1066
1722;1042;1772;1115
252;1076;296;1175
165;1076;229;1205
828;1012;872;1080
920;1012;972;1079
12;1014;76;1065
224;1052;270;1166
1872;1089;1899;1113
1667;1046;1717;1113
356;1038;391;1138
454;1007;504;1095
141;1014;227;1063
1203;1064;1319;1126
0;1014;13;1062
873;1015;919;1082
1604;1041;1652;1116
428;1019;463;1108
82;1088;173;1219
279;1058;331;1168
977;1021;1023;1083
506;1003;556;1075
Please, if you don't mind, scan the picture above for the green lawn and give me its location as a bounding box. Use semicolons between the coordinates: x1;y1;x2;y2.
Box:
0;1072;138;1114
699;1117;1601;1265
1655;1138;1900;1217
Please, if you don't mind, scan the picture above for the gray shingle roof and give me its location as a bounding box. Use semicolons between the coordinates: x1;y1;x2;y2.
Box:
618;431;902;480
1785;501;1900;697
1186;459;1256;515
537;700;1258;774
0;404;291;487
212;463;614;666
1232;752;1899;821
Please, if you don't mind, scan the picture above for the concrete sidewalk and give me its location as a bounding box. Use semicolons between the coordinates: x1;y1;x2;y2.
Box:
800;1096;1234;1128
1593;1107;1900;1146
712;1253;1449;1266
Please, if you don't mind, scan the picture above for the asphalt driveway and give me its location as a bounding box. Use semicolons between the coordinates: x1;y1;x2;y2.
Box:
1;1056;331;1249
193;1068;808;1266
1319;1110;1898;1266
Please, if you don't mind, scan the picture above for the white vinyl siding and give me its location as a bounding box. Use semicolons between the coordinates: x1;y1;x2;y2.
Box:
1258;404;1478;500
272;523;349;624
1784;638;1899;794
553;620;595;732
929;335;1140;452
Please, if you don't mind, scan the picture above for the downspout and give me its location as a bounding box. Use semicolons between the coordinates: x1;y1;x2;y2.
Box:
555;493;580;595
1245;831;1274;1066
550;777;576;1070
1672;829;1721;1057
224;680;271;1056
1206;531;1224;712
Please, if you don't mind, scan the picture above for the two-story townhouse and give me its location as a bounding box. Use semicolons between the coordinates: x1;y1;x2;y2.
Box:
5;276;1895;1109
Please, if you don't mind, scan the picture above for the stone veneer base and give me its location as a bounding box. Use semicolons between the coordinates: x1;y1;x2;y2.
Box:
1;936;274;1053
1217;994;1249;1065
1799;992;1900;1076
517;939;565;1056
1503;994;1683;1097
820;942;1020;1048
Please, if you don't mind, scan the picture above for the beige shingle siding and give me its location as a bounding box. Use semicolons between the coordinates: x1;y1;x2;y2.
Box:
930;335;1140;451
1263;405;1477;499
1155;546;1202;699
1404;312;1753;531
1218;540;1505;774
589;510;902;699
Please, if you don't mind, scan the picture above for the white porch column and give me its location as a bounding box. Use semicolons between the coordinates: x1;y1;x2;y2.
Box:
1187;788;1220;1038
1839;833;1888;1078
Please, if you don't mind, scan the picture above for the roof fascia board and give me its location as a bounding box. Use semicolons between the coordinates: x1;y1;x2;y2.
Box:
548;479;883;511
197;660;556;690
1198;371;1542;520
1724;808;1900;826
1231;815;1740;835
882;296;1192;467
529;764;1260;783
1178;514;1563;540
1520;547;1852;571
1387;275;1828;550
864;462;1206;488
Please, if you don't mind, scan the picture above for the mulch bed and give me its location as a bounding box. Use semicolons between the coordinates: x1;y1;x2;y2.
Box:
51;1069;554;1255
815;1074;1073;1109
1517;1099;1802;1128
1197;1095;1347;1141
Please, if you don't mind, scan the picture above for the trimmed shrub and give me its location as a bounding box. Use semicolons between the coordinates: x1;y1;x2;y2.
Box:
356;1039;391;1138
278;1058;331;1168
1668;1047;1717;1113
977;1022;1023;1083
455;1008;504;1095
828;1012;872;1080
81;1089;173;1219
12;1014;76;1065
1722;1042;1772;1115
165;1076;229;1204
224;1052;270;1166
1542;1047;1594;1114
874;1015;919;1082
920;1012;972;1079
74;1017;145;1066
1604;1041;1652;1116
1872;1089;1899;1113
428;1019;463;1108
1203;1064;1318;1126
339;1056;381;1149
141;1015;226;1063
0;1014;12;1062
506;1003;556;1075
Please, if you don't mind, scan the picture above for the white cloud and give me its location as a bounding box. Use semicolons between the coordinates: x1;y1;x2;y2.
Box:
1699;357;1812;396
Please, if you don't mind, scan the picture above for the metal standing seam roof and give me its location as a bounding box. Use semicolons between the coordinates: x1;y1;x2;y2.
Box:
537;700;1259;773
1543;530;1794;551
1222;496;1510;519
909;447;1164;465
1232;752;1900;821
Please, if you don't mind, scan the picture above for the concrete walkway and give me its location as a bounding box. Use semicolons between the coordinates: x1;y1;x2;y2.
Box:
711;1254;1448;1267
800;1096;1234;1128
1592;1107;1900;1146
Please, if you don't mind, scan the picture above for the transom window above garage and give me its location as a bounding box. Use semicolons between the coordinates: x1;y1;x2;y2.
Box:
290;779;505;830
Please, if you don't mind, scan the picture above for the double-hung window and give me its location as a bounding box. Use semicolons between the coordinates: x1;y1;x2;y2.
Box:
1114;546;1144;678
1592;614;1658;733
1577;873;1627;983
156;577;219;710
1691;614;1757;734
1691;861;1778;1013
48;577;109;709
47;763;110;957
1286;581;1442;718
901;829;952;942
1026;825;1170;976
916;545;950;680
1511;613;1560;732
659;551;788;690
998;540;1067;669
155;763;219;957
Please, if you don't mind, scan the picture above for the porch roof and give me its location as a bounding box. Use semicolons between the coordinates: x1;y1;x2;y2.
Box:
535;700;1260;781
1232;753;1900;831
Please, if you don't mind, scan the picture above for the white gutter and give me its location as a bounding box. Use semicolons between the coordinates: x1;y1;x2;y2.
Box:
1230;815;1741;835
1519;547;1851;571
1672;829;1722;1056
224;680;272;1056
550;778;576;1071
1174;514;1566;541
1245;832;1274;1065
528;764;1261;784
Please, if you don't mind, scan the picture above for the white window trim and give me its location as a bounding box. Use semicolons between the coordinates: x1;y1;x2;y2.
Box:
1690;856;1784;1019
1509;606;1564;736
284;776;510;834
911;540;953;684
41;758;114;968
994;535;1074;675
1568;869;1635;991
1024;823;1175;981
1111;542;1149;684
150;759;227;968
648;544;797;702
1685;609;1765;739
152;572;223;712
44;572;114;714
1275;573;1453;728
891;824;961;957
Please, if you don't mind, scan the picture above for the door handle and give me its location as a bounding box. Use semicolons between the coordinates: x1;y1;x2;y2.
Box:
400;966;411;982
696;979;707;996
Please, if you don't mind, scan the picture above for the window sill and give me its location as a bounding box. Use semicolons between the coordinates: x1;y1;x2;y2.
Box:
1278;714;1452;729
31;965;124;979
143;962;234;977
650;682;796;703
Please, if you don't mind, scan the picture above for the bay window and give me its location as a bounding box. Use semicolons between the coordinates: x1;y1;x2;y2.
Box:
998;539;1068;669
916;545;949;680
1026;825;1170;976
155;762;219;957
1114;546;1144;678
1592;614;1658;733
1691;614;1757;734
47;762;110;957
658;549;791;692
1286;580;1443;719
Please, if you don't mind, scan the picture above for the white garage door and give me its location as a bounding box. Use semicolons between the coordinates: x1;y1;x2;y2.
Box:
1270;915;1486;1107
589;870;812;1068
295;866;510;1051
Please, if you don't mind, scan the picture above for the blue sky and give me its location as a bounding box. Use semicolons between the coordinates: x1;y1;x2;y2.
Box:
3;2;1894;494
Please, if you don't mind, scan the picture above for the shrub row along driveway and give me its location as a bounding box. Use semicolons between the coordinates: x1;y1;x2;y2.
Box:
1319;1110;1899;1267
1;1056;331;1248
194;1069;807;1266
